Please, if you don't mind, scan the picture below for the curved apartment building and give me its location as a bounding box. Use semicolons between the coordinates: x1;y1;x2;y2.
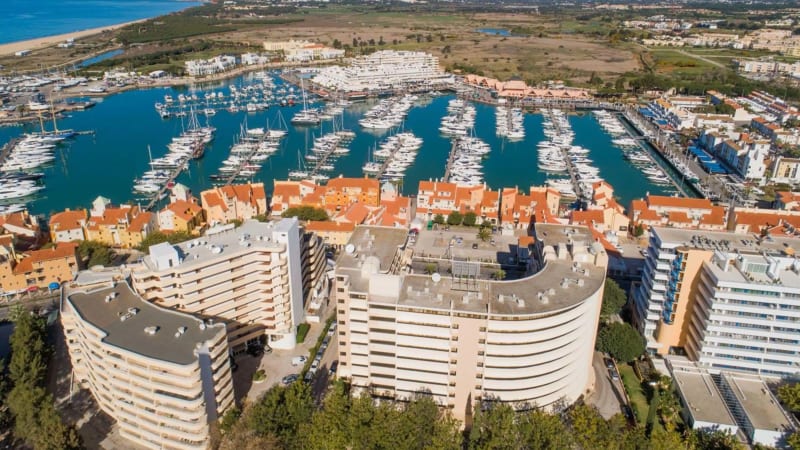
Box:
335;224;607;419
61;279;233;450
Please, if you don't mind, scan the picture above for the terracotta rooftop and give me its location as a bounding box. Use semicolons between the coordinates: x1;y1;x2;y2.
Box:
128;212;153;233
647;195;712;210
305;221;356;233
13;242;77;275
49;209;87;231
165;200;202;222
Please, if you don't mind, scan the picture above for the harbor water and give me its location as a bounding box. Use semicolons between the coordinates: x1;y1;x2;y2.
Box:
0;73;679;217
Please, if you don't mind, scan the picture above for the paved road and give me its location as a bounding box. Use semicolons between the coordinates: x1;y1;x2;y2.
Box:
585;352;625;419
676;50;727;69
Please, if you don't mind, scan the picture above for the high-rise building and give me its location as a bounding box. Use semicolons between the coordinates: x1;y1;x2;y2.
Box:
130;218;320;351
634;227;800;377
335;224;608;420
61;279;233;450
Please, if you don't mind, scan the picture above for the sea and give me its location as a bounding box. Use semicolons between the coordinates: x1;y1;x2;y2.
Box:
0;0;200;45
0;73;686;218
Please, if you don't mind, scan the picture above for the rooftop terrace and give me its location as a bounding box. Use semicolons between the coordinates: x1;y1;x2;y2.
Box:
336;224;608;315
66;281;225;365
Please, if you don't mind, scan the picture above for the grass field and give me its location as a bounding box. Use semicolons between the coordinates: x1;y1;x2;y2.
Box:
0;5;641;85
619;363;649;424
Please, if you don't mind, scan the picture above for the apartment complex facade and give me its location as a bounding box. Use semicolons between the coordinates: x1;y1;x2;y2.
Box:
0;241;78;292
200;182;268;226
335;224;607;420
130;219;314;351
61;280;233;450
633;227;800;377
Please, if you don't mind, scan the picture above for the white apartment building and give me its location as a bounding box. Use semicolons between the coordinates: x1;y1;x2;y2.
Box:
634;227;800;378
184;55;237;77
131;219;309;351
312;50;454;92
61;279;234;450
335;224;608;420
716;139;770;181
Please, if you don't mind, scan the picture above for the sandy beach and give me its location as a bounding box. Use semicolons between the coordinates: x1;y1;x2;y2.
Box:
0;20;144;57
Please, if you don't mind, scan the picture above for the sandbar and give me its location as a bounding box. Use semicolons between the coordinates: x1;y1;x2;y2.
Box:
0;20;144;57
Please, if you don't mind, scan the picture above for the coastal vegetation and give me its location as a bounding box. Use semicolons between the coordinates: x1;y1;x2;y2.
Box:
136;230;193;251
281;206;328;222
3;307;81;450
217;379;743;450
600;279;628;319
77;240;114;267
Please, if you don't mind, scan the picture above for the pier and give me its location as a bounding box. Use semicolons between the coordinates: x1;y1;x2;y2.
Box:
542;109;583;200
0;138;21;168
143;161;187;212
617;111;703;198
441;140;459;183
307;142;338;180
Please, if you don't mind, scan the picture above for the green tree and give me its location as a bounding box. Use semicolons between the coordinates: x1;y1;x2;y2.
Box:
788;431;800;450
595;322;646;362
468;403;519;449
779;382;800;412
462;211;478;227
492;269;506;280
7;308;81;450
689;428;744;450
301;381;351;449
477;227;491;242
77;240;114;267
446;211;463;226
424;263;438;275
433;214;445;225
136;230;193;251
219;407;241;433
566;404;619;449
601;279;627;318
247;382;313;448
281;206;329;221
517;408;572;449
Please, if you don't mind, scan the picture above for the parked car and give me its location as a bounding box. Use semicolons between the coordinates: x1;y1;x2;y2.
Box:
604;357;615;369
292;356;308;366
329;360;339;375
281;374;299;385
609;368;619;381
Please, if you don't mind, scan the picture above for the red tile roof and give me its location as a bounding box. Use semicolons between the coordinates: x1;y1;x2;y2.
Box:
49;209;87;231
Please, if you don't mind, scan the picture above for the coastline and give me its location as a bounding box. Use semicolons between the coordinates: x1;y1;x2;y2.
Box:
0;20;146;57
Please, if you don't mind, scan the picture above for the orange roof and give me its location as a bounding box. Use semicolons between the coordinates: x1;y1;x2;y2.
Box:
326;177;378;192
87;206;132;229
49;209;87;231
342;203;370;224
639;208;662;222
668;211;691;224
305;221;356;233
165;200;202;221
129;212;153;233
273;181;301;199
13;242;77;275
736;210;800;233
201;190;227;212
647;195;712;210
777;191;800;205
518;235;535;247
0;211;34;230
571;209;605;225
699;206;726;226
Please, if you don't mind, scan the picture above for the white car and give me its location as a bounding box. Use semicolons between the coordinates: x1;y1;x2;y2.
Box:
291;356;307;366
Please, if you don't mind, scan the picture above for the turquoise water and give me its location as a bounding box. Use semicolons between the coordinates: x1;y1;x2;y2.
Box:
0;0;200;44
78;49;125;67
0;74;678;217
476;28;511;37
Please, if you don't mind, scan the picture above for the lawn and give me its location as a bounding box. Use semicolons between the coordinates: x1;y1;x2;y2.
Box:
619;363;649;424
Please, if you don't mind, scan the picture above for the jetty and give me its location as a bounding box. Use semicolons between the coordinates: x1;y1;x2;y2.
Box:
441;140;459;183
143;161;187;212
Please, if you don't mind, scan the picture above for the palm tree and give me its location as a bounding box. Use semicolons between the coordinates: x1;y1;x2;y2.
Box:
477;227;491;242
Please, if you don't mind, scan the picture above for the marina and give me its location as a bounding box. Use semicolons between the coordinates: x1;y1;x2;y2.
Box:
0;72;686;217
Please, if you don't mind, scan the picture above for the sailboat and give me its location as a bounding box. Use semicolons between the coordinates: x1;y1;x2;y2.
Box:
288;149;309;179
290;78;321;126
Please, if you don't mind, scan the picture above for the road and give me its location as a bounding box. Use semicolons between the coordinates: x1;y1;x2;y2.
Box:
676;49;727;69
585;352;625;419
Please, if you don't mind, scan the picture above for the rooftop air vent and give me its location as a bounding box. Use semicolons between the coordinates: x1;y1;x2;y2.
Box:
144;326;159;335
174;326;187;338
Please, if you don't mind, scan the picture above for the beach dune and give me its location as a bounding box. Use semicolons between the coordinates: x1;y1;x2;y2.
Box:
0;20;143;57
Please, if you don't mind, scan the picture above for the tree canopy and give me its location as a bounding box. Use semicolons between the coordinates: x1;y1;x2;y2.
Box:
595;322;646;362
601;279;627;318
136;230;193;251
77;240;114;267
5;307;82;449
446;211;463;226
281;206;329;221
